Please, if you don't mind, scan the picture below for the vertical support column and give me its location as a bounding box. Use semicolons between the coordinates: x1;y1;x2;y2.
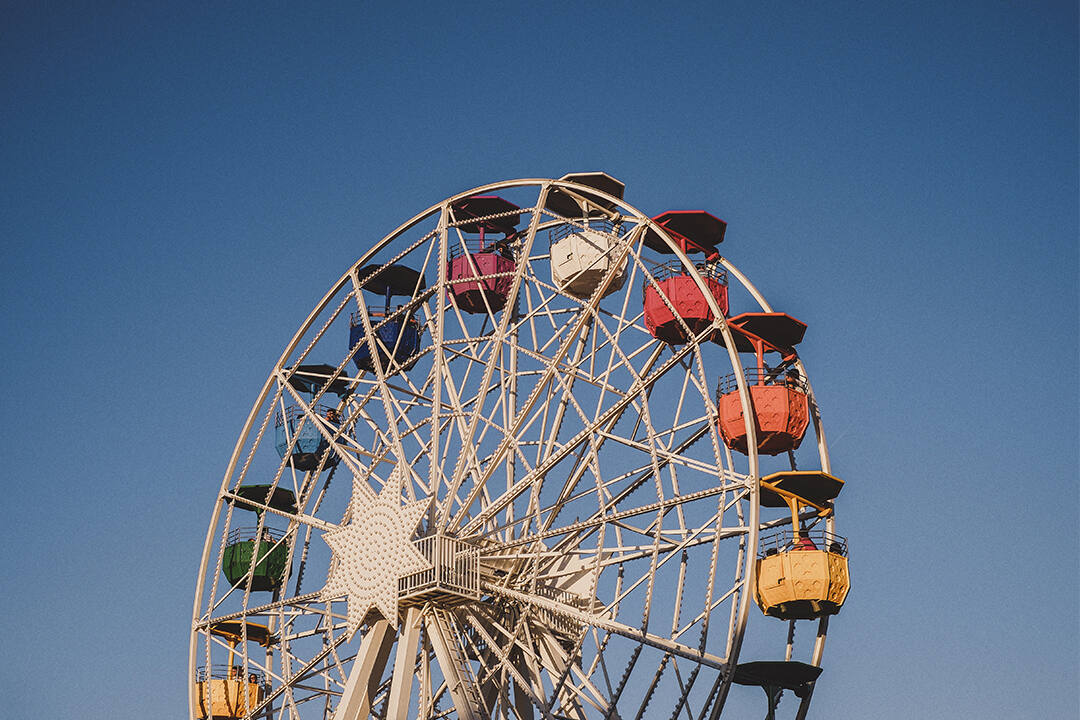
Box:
333;620;394;720
386;607;423;720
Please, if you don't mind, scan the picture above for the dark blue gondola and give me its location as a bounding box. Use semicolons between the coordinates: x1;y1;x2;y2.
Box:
349;264;425;373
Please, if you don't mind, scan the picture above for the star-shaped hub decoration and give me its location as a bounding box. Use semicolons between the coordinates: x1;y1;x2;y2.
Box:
321;468;430;636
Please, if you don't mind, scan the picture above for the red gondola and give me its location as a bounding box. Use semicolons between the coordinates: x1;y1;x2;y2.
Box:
446;195;521;314
715;313;810;455
642;211;728;344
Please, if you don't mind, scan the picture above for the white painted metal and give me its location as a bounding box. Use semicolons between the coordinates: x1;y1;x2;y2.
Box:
333;620;393;720
386;607;423;720
191;177;839;720
426;608;485;720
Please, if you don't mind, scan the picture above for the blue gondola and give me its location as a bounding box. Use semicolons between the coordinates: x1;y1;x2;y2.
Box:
349;264;425;372
274;364;350;472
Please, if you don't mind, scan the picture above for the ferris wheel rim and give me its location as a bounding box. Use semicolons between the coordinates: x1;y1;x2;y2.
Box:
191;176;833;720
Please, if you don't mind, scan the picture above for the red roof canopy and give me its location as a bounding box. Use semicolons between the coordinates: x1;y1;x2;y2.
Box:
714;312;807;353
730;312;806;348
644;210;727;256
451;195;521;234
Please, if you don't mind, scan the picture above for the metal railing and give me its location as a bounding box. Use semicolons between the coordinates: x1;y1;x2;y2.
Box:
226;526;286;546
530;583;585;638
195;664;269;687
349;309;420;328
548;218;618;243
399;534;479;601
646;260;727;286
758;528;848;558
274;403;340;429
447;239;516;260
716;367;809;396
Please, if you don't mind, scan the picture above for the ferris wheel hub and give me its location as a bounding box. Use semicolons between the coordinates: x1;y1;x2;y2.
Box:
319;470;430;632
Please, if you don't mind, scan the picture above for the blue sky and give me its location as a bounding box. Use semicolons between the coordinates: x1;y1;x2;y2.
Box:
1;1;1076;718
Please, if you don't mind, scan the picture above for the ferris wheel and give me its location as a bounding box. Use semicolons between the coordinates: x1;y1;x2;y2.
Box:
190;174;851;720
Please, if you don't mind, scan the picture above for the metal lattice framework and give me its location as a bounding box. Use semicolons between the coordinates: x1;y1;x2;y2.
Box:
190;177;838;720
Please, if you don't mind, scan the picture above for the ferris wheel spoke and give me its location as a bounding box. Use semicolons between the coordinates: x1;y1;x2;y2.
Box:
397;414;459;499
590;427;720;477
486;474;747;563
582;304;658;389
483;583;729;671
452;264;646;532
348;268;414;476
579;627;617;708
515;275;576;351
543;518;728;591
436;341;492;379
434;344;517;522
518;279;543;359
518;628;567;720
531;627;614;719
425;208;453;511
461;339;703;536
267;648;349;712
460;610;556;719
430;372;507;524
536;394;664;538
601;641;643;718
505;329;628;404
675;581;746;645
581;319;644;426
343;385;389;454
439;193;550;523
247;630;352;718
463;611;550;716
199;592;325;631
662;359;700;469
532;324;593;487
379;374;440;414
501;603;617;720
217;490;337;536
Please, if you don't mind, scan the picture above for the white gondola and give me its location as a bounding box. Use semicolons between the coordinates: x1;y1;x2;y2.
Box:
550;224;627;299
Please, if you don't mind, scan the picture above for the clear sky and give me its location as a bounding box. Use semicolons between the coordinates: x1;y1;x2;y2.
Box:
1;1;1076;718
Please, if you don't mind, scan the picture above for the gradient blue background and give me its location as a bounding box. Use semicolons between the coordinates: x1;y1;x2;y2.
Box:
2;1;1076;717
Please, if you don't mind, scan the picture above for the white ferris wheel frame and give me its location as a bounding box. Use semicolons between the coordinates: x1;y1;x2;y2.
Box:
189;177;836;720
